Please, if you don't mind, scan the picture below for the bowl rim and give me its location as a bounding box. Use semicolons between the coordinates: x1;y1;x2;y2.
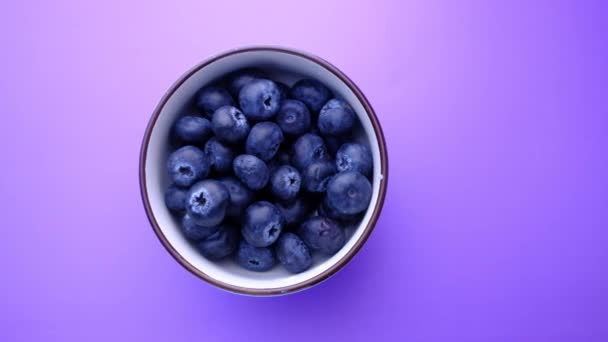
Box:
139;46;389;296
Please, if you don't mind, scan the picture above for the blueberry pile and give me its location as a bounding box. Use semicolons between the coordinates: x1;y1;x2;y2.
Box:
164;69;373;274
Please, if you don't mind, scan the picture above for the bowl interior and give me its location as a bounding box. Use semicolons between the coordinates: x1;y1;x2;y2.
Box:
143;49;384;292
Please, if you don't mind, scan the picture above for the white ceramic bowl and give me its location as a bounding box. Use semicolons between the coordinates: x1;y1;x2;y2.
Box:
140;47;388;295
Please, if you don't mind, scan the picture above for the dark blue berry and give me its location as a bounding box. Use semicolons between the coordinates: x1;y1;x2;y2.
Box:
242;201;284;247
245;122;284;161
291;133;330;170
302;160;336;193
197;224;239;260
276;99;311;136
276;198;310;227
195;86;234;117
336;143;373;177
186;180;229;227
171;115;212;145
204;138;234;174
319;198;361;224
164;185;188;214
298;216;345;255
275;232;312;274
325;171;372;215
181;214;220;240
232;154;270;190
211;105;250;144
290;79;332;112
318;99;356;136
167;146;210;187
270;165;301;201
239;79;282;120
219;177;254;217
235;240;275;272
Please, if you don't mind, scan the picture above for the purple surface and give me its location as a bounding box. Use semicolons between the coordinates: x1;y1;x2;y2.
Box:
1;1;607;341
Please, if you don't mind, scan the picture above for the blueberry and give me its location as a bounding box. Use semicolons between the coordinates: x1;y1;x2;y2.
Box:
276;198;310;227
181;214;220;240
275;232;312;274
171;115;212;145
276;82;290;100
242;201;284;247
276;99;311;136
219;177;254;217
204;138;234;174
197;224;239;260
290;79;332;112
245;122;284;161
232;154;270;190
291;133;330;170
227;68;266;96
336;143;373;177
270;165;301;201
167;146;210;187
298;216;345;255
164;185;188;214
186;180;230;227
211;105;250;144
325;171;372;215
318;99;356;136
239;79;282;120
319;198;361;224
235;240;275;272
302;160;336;193
195;86;235;117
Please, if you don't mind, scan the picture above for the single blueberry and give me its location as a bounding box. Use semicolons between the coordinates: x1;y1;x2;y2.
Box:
275;232;313;274
204;137;234;174
232;154;270;190
336;143;373;177
167;146;210;187
291;133;330;170
302;160;336;193
276;82;290;100
245;122;284;161
239;79;282;120
276;198;310;228
319;198;361;224
164;185;188;214
235;240;275;272
242;201;284;247
326;171;372;215
318;99;356;136
290;79;332;112
298;216;346;255
171;115;212;145
227;68;266;97
276;99;311;136
195;85;235;117
211;105;250;144
219;177;254;217
270;165;301;201
186;180;230;227
197;224;239;260
181;214;220;241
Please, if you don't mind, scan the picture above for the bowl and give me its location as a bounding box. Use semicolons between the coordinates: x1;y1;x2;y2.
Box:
140;46;388;295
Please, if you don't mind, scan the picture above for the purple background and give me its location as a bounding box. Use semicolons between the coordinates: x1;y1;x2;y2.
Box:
1;1;607;340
